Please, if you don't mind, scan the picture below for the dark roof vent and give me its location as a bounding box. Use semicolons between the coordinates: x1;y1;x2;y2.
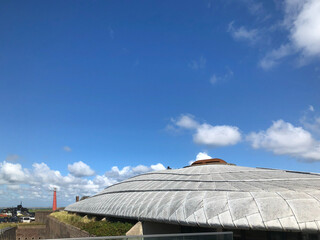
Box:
191;158;227;166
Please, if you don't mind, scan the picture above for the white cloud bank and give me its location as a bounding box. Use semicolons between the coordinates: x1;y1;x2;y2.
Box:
260;0;320;69
247;120;320;161
171;112;320;162
173;114;242;147
0;161;165;207
105;164;165;182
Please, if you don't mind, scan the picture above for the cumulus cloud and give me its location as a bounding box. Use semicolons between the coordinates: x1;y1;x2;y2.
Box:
68;161;95;177
228;22;259;44
247;120;320;161
0;161;166;207
260;0;320;69
290;0;320;56
175;114;199;129
189;152;212;165
196;152;212;160
194;124;241;147
172;115;242;147
0;161;26;184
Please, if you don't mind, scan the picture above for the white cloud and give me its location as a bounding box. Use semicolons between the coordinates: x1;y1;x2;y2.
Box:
63;146;72;152
260;0;320;69
175;114;199;129
303;117;320;135
194;124;241;147
0;161;26;184
309;105;315;112
290;0;320;56
300;106;320;135
151;163;166;171
247;120;320;161
105;163;165;182
259;44;293;70
228;22;259;44
189;56;206;70
68;161;95;177
189;152;212;165
0;161;166;207
173;115;242;147
196;152;212;160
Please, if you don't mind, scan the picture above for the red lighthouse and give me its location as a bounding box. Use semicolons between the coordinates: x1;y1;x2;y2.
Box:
52;188;57;211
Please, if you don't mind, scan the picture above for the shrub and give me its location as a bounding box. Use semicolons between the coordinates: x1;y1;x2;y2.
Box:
50;211;133;236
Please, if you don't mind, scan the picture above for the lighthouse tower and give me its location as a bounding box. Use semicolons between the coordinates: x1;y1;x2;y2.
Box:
52;188;57;211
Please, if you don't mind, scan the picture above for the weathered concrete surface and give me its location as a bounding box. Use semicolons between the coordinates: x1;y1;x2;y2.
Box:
126;221;181;236
35;211;52;225
142;222;181;235
66;164;320;232
0;227;16;240
126;222;143;236
16;225;46;240
46;216;93;239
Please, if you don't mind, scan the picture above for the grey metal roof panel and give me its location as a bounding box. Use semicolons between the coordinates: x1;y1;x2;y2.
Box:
65;164;320;232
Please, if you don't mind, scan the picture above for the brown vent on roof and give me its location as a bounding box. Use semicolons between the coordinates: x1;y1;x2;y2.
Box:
191;158;227;166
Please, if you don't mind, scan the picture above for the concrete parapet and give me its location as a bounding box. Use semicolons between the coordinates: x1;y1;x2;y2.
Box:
16;225;46;240
0;227;16;240
126;221;181;236
35;212;52;224
46;215;93;239
126;222;143;236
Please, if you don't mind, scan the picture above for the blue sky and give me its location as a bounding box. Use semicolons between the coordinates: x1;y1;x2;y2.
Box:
0;0;320;207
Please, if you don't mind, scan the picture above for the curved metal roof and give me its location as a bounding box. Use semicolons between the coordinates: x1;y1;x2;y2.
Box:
65;164;320;232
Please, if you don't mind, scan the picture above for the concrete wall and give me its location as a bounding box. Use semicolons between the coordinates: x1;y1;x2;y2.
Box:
17;212;92;239
16;226;47;240
0;227;16;240
126;222;143;236
35;212;52;225
126;221;182;235
142;222;181;235
46;216;93;239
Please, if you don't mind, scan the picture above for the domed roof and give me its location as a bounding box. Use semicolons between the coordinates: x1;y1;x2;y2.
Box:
65;164;320;232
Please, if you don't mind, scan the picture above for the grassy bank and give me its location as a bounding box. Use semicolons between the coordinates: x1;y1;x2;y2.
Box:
0;222;44;230
29;208;52;213
50;211;133;236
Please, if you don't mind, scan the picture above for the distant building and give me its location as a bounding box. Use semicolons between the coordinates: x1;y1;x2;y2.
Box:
0;203;32;222
66;159;320;240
